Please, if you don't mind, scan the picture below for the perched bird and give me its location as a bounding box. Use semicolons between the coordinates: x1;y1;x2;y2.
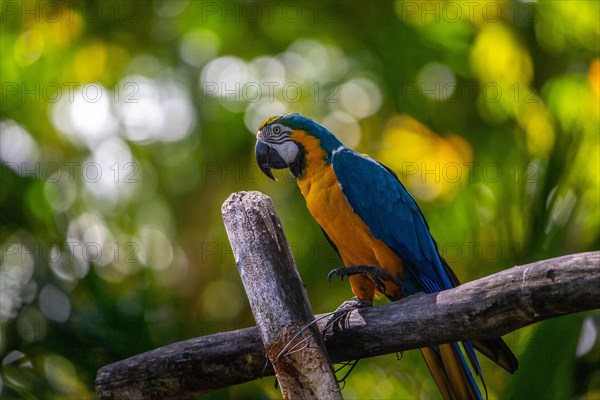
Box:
255;113;518;400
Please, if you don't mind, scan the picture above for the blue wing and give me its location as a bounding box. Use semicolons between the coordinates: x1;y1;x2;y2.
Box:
331;147;456;294
332;147;485;393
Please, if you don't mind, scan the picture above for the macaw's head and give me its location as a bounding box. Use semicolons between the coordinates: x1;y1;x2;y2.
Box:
255;114;342;180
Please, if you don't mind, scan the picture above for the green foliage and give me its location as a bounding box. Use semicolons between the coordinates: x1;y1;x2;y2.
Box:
1;1;598;399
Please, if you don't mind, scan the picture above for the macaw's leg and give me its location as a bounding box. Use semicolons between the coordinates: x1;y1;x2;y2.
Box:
325;264;406;338
323;265;407;387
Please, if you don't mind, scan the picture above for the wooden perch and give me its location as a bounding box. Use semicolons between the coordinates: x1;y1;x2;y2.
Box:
221;192;342;399
96;191;600;400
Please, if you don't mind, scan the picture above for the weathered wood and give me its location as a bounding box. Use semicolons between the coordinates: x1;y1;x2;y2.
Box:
323;250;600;361
96;251;600;399
221;191;342;399
95;188;600;400
95;327;269;400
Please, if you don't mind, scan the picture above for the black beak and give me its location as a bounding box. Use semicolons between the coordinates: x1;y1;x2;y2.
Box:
255;140;289;181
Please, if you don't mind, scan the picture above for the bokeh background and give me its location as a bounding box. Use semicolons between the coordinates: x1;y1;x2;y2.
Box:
1;1;599;399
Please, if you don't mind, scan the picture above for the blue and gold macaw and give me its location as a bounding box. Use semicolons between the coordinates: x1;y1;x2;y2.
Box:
255;114;517;400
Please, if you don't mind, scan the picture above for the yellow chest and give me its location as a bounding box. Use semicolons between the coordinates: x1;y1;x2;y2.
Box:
297;164;400;266
291;130;405;300
296;161;405;300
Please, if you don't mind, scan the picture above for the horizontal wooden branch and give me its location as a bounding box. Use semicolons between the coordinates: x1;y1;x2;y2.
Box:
96;251;600;399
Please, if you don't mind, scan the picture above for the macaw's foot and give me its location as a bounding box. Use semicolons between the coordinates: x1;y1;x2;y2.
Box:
322;296;372;340
328;264;405;295
334;296;373;312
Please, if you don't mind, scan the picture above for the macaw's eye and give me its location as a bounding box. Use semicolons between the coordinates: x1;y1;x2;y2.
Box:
273;126;281;134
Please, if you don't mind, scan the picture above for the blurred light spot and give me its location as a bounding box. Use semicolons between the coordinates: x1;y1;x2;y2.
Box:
159;83;197;141
417;63;457;101
96;233;141;279
0;121;39;174
118;76;163;142
136;226;173;270
285;39;347;81
49;96;73;140
290;39;328;77
44;354;78;393
545;74;598;135
248;56;286;85
576;317;598;357
51;84;118;148
159;246;191;290
200;56;249;112
44;172;77;213
471;24;533;86
83;138;136;201
321;44;349;81
0;239;35;322
49;245;84;283
126;55;163;77
20;280;37;304
282;47;314;81
39;285;71;323
117;76;196;142
322;111;362;148
516;99;555;158
546;188;576;233
67;213;114;275
74;41;107;83
202;280;244;319
379;115;473;201
244;101;287;133
179;29;220;67
1;350;32;390
154;0;189;17
473;183;496;226
45;8;84;45
3;351;32;367
337;78;382;119
14;30;44;66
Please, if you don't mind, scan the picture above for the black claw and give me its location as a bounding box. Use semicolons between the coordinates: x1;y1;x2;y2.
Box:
327;267;346;282
371;276;386;294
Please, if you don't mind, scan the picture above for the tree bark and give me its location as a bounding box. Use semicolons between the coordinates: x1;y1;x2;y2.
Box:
221;191;342;399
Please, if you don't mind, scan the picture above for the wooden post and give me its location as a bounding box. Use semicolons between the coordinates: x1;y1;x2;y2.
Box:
221;191;342;400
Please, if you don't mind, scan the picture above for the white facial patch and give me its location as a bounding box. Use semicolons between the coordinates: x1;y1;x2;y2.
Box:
271;141;299;164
